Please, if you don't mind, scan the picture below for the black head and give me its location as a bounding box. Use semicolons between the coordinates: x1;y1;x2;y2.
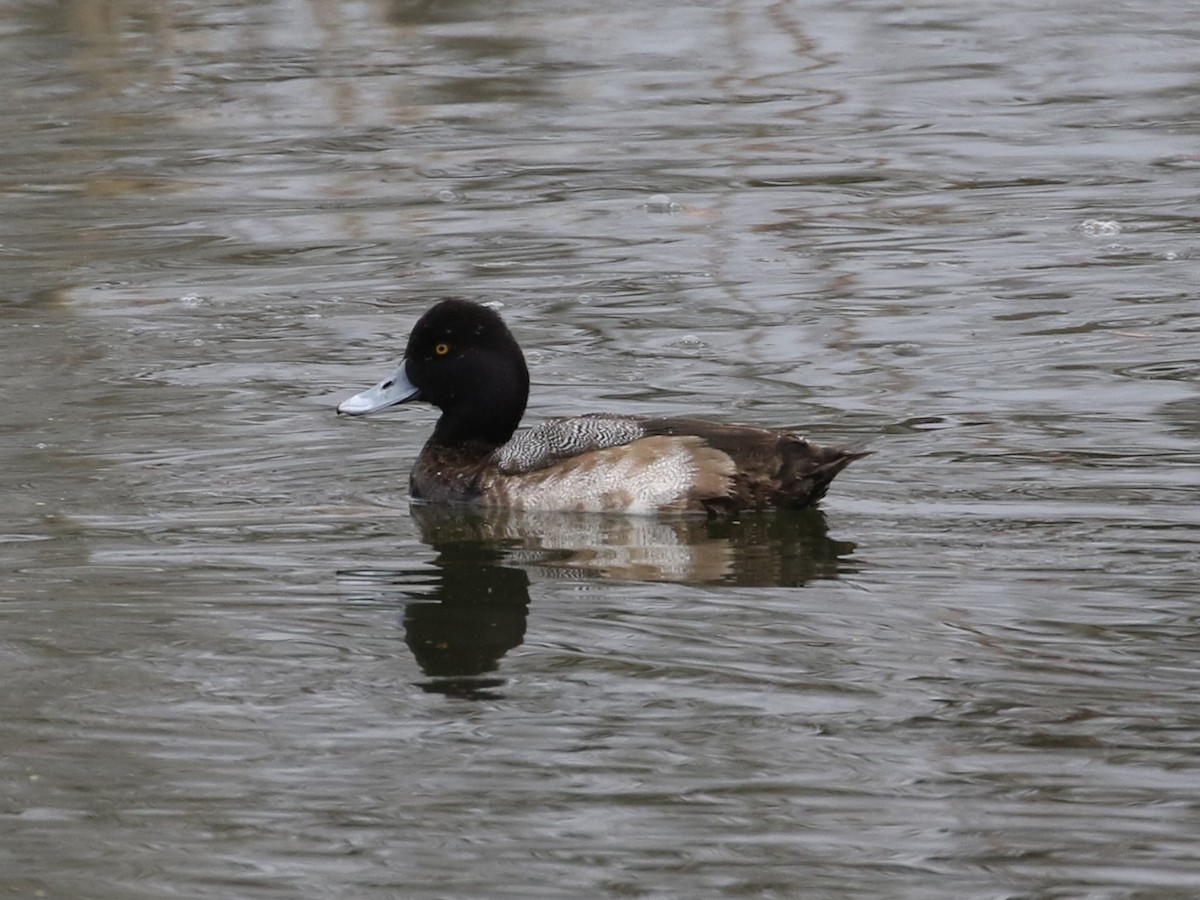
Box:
403;299;530;447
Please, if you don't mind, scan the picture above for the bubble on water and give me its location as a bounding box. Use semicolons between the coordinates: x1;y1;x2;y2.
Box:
644;193;680;213
1080;219;1122;237
435;189;460;203
179;293;206;307
192;339;205;346
35;442;49;450
668;334;708;356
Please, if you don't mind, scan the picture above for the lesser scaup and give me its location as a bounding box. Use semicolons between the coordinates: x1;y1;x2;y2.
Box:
338;299;868;516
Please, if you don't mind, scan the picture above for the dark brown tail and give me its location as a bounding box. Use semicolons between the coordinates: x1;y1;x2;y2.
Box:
778;441;871;508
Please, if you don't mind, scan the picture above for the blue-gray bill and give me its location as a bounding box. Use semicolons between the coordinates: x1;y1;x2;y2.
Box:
336;362;419;415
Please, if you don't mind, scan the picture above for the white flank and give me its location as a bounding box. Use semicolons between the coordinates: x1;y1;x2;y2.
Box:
506;440;696;514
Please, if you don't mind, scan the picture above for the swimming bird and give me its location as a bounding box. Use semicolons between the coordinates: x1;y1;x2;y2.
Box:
337;299;867;516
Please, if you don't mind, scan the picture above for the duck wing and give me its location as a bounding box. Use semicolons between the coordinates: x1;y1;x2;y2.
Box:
639;416;869;512
493;413;867;514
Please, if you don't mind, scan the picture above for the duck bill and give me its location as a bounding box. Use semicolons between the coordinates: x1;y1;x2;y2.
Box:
337;361;420;415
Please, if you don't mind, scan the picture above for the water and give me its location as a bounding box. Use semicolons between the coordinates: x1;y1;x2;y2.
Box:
2;1;1199;897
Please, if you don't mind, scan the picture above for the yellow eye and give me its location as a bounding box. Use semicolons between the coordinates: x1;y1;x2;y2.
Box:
434;342;450;356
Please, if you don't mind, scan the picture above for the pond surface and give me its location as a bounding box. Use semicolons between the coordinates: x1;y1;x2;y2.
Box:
2;1;1199;897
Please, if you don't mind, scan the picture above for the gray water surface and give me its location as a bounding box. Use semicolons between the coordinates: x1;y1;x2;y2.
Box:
3;1;1199;898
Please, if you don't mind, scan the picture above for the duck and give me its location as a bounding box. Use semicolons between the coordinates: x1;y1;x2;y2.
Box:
337;298;868;517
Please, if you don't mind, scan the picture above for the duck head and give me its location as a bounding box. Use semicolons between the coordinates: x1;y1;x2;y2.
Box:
338;299;530;448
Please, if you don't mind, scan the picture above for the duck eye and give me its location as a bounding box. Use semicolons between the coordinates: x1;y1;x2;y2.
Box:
434;342;451;356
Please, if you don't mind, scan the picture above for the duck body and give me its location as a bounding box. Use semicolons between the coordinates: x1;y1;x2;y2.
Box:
338;299;867;517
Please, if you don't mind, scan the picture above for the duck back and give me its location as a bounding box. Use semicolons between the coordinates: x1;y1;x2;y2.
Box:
449;413;868;516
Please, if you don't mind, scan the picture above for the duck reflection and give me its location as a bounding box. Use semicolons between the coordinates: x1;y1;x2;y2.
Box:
396;504;858;697
412;504;857;586
400;531;531;699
